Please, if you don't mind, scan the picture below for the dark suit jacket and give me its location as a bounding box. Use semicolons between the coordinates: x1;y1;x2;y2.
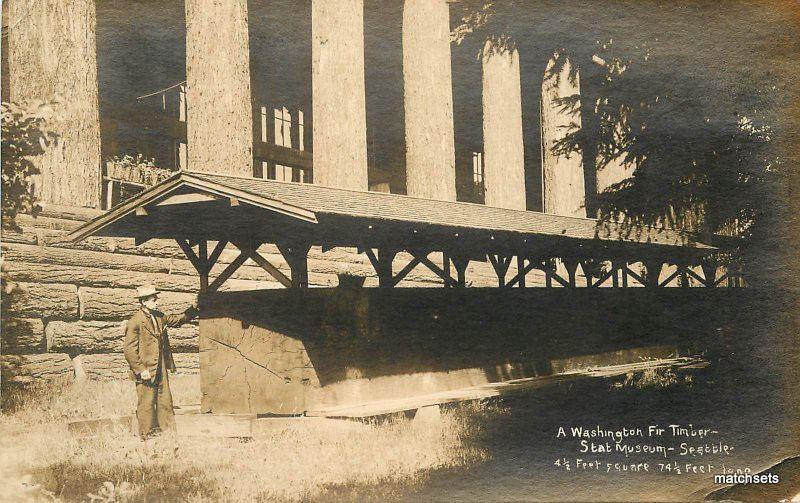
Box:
123;307;196;381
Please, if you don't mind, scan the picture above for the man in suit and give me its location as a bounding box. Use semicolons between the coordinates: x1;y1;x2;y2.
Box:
123;284;199;439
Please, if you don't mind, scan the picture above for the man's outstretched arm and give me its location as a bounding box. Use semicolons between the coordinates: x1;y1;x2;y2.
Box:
163;301;200;327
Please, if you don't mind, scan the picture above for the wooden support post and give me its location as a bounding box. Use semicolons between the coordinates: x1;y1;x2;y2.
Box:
517;256;527;288
679;264;689;288
643;259;663;288
198;240;209;292
489;255;511;287
580;261;592;288
611;262;620;288
278;242;311;288
621;261;629;288
365;248;400;288
563;258;579;288
451;257;470;288
700;260;718;288
443;252;452;288
544;259;554;288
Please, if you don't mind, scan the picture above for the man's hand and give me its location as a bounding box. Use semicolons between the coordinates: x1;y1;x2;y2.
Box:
139;369;152;381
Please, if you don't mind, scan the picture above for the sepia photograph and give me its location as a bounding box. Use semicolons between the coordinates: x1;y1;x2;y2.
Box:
1;0;799;501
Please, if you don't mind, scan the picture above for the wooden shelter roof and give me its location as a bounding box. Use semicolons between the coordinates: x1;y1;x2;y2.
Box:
66;171;713;260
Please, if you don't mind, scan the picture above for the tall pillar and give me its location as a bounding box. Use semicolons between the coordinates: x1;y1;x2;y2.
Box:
311;0;369;191
7;0;102;208
402;0;456;201
482;43;526;210
185;0;253;176
541;53;586;218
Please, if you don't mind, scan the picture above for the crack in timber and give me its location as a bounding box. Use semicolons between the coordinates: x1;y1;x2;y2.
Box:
207;337;283;380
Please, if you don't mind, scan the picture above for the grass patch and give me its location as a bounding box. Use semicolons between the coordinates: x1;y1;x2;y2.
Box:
0;377;500;502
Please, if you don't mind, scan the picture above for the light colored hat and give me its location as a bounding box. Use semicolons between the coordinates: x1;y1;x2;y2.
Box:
135;285;159;299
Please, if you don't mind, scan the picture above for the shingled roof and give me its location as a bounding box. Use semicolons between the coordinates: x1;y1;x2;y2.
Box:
67;171;713;258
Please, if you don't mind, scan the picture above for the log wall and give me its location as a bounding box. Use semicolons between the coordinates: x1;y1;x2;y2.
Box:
1;205;546;385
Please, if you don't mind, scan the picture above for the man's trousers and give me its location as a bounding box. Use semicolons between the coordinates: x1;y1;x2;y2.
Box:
135;373;175;438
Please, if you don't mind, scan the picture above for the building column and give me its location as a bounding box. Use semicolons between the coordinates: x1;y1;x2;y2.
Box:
541;53;586;218
185;0;253;176
482;43;526;210
596;127;635;195
402;0;456;201
7;0;102;208
311;0;369;191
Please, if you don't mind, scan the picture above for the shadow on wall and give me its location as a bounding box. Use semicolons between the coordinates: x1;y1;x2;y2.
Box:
198;287;747;414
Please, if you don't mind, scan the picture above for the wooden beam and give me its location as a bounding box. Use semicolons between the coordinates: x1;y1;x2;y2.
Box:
392;256;422;287
658;268;682;287
489;254;511;287
208;250;249;292
590;266;616;288
234;241;293;288
700;262;717;287
506;258;538;288
443;252;452;288
277;242;311;288
134;236;152;246
451;256;470;287
545;266;570;288
364;248;397;288
713;272;731;287
410;250;457;287
176;239;202;273
253;141;313;171
207;240;229;270
562;258;579;288
624;265;647;286
155;193;219;206
684;266;707;286
516;256;526;287
198;240;209;292
642;259;663;288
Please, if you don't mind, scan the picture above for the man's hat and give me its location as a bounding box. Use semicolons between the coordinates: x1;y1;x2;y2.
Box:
136;284;159;299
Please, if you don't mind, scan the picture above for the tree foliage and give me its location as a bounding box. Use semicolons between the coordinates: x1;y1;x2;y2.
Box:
453;0;799;285
1;100;59;230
